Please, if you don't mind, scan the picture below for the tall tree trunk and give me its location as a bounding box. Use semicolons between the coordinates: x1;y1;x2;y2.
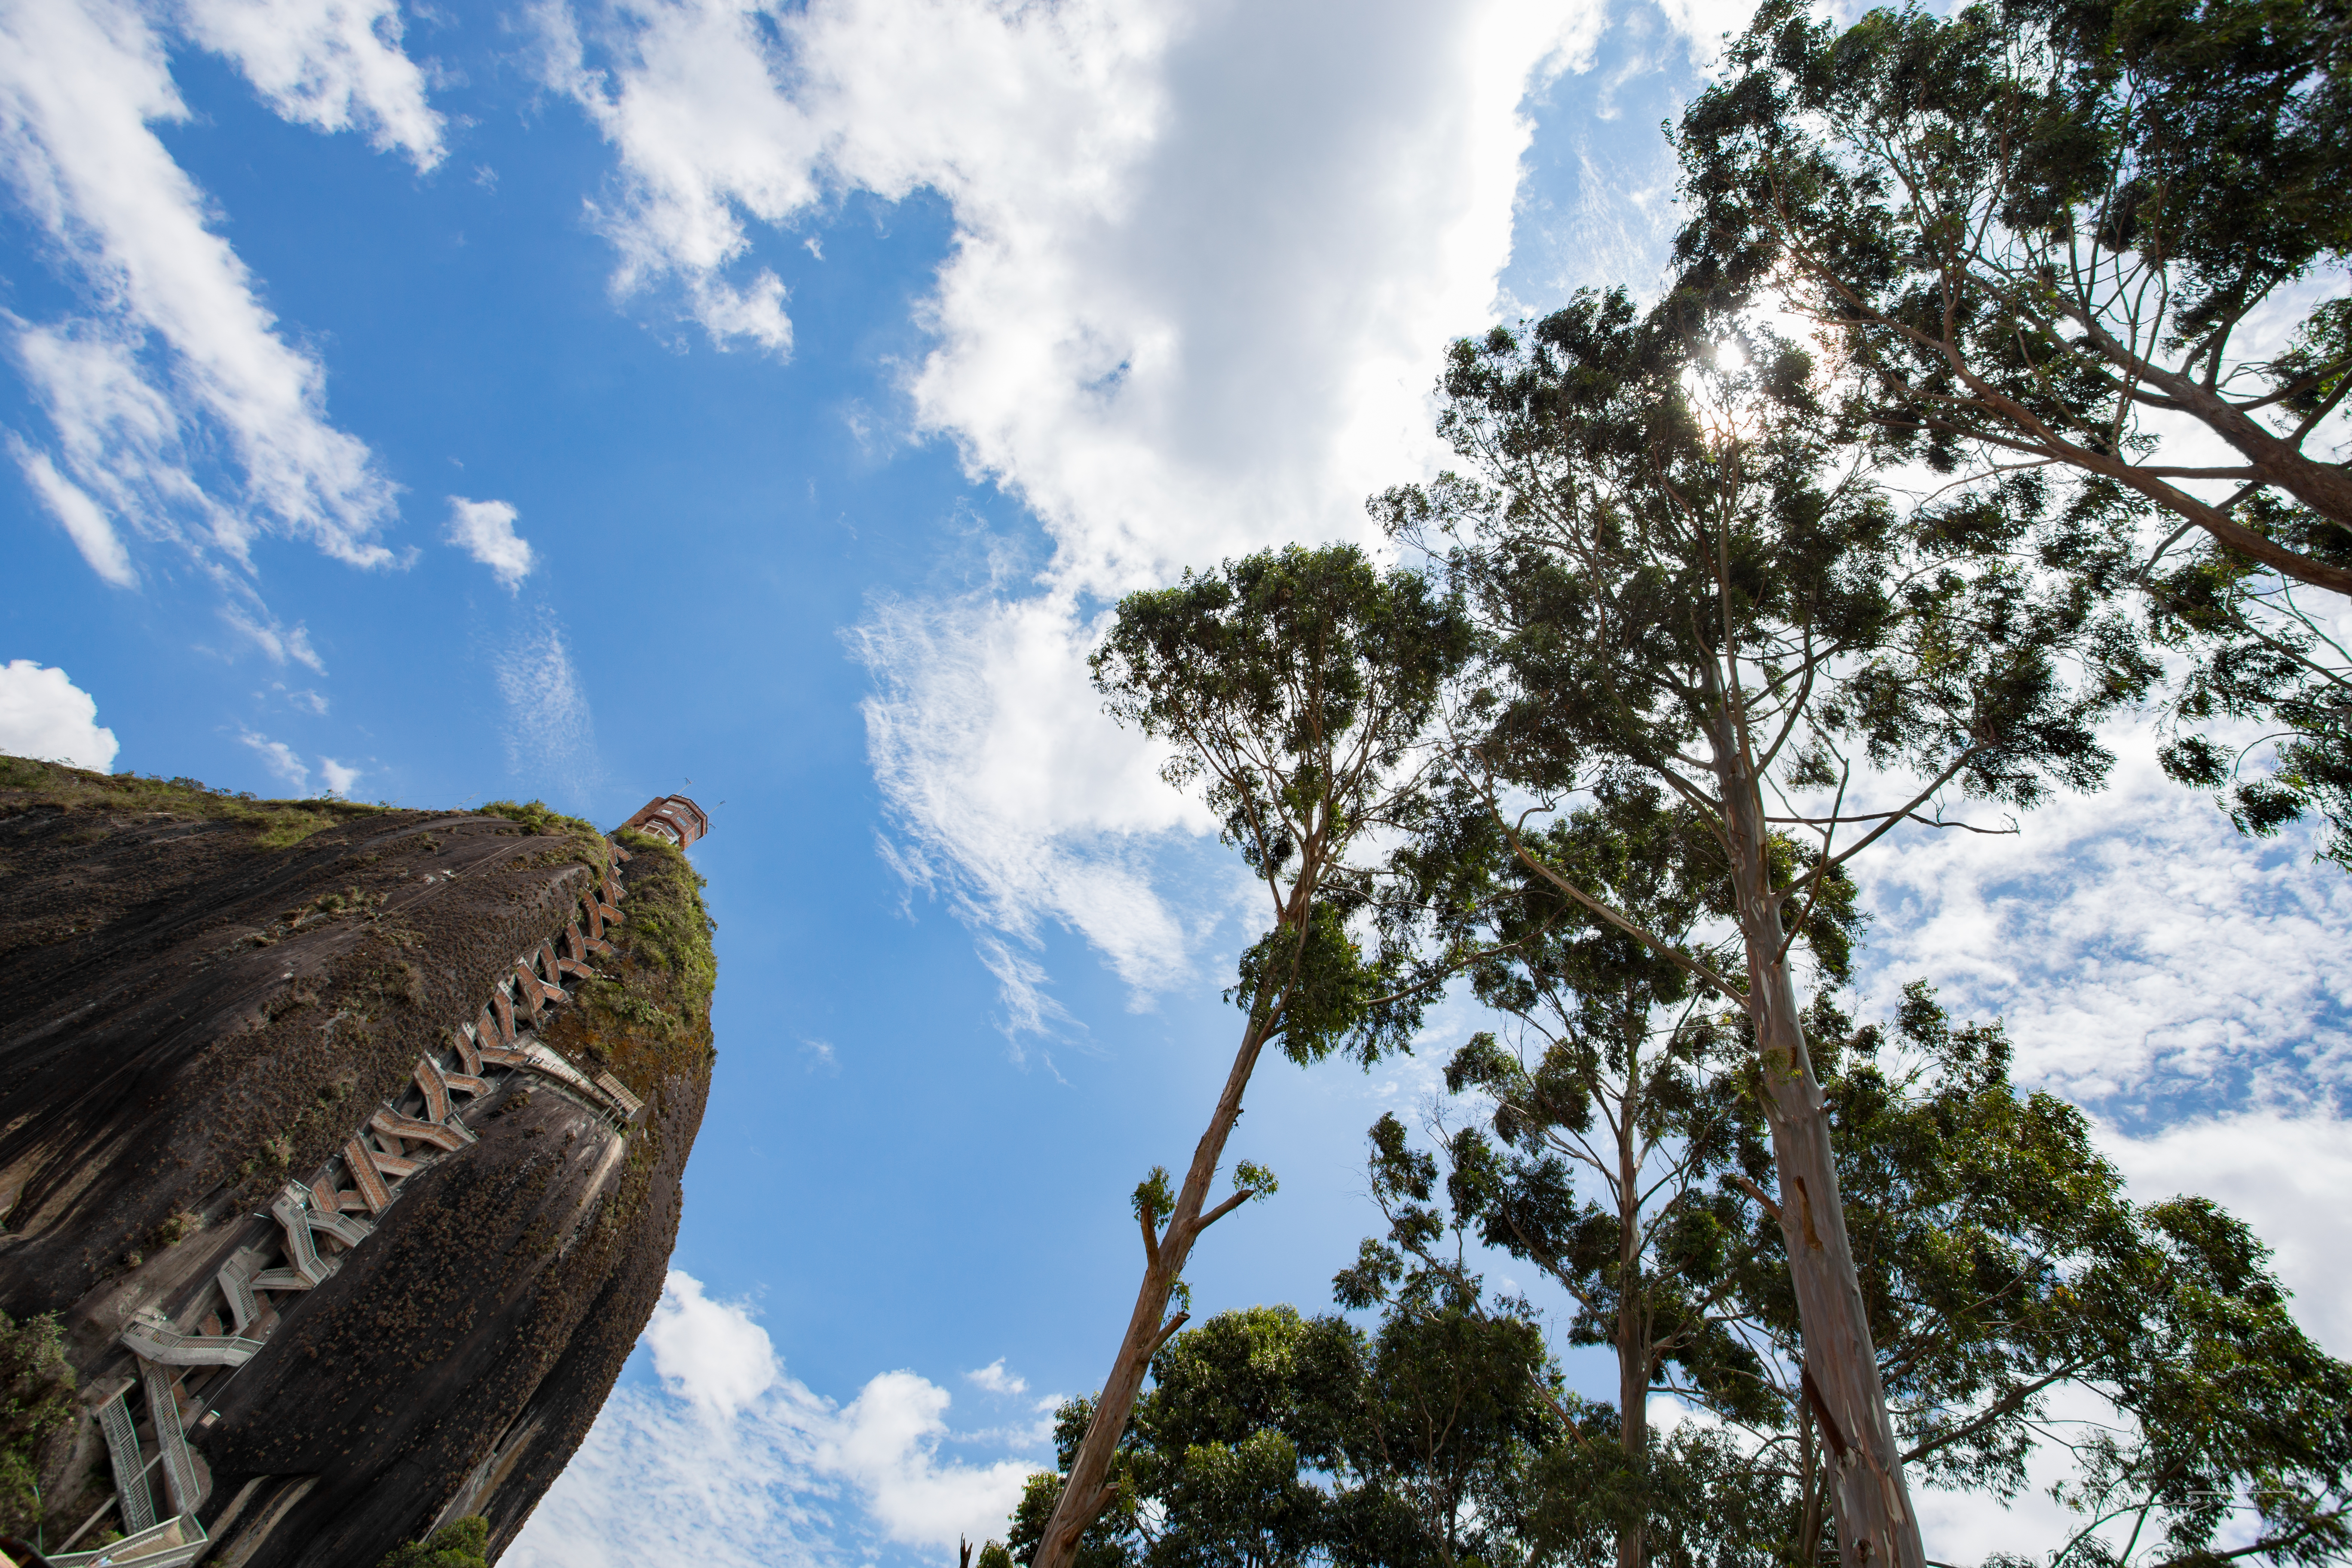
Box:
1713;725;1925;1568
1616;1077;1649;1568
1029;1015;1274;1568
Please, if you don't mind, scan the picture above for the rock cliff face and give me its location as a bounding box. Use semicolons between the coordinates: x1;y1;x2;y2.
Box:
0;758;716;1566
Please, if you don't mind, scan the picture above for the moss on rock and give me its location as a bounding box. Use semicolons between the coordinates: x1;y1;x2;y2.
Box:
0;754;389;849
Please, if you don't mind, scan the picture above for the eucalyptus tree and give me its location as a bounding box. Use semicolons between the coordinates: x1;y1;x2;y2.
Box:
1026;545;1473;1568
1672;0;2352;858
1426;783;1820;1568
1347;981;2352;1568
1011;1297;1557;1568
1754;988;2352;1568
1378;288;2153;1568
1011;1306;1359;1568
1674;0;2351;595
1328;1235;1562;1568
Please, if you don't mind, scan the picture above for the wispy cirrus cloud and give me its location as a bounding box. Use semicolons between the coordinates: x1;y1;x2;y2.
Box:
495;609;600;797
849;589;1204;1032
237;727;309;792
0;0;440;644
6;434;136;586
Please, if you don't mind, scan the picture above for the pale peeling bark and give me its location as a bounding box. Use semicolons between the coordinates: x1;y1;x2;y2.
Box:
1616;1127;1649;1568
1717;735;1923;1568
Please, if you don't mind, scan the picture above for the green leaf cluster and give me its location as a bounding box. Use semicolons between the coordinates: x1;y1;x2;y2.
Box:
374;1516;490;1568
1327;980;2352;1568
1093;544;1475;1067
1672;0;2352;860
0;1310;74;1539
1013;1301;1560;1568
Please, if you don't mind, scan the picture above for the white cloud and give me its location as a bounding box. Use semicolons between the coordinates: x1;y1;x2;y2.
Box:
508;1271;1037;1568
175;0;447;167
239;728;309;792
850;590;1207;1017
318;756;360;795
688;266;792;355
1648;0;1763;66
0;0;406;573
646;1271;781;1415
974;935;1081;1050
496;612;600;789
445;496;537;589
1850;724;2352;1121
964;1359;1027;1398
8;435;136;585
0;660;119;769
548;0;1606;1009
2101;1112;2352;1357
220;601;327;672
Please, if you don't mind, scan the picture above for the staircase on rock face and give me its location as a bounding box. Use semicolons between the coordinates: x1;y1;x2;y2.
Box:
0;762;716;1568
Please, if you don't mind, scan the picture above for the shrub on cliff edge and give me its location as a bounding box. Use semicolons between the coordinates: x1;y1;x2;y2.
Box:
0;1311;76;1537
376;1515;489;1568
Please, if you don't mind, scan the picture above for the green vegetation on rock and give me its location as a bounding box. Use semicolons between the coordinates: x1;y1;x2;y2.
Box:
0;755;387;848
0;1311;76;1538
606;829;717;1017
562;828;717;1110
375;1516;489;1568
479;799;614;875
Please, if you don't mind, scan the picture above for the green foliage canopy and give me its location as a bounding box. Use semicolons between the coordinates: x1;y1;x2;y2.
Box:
1672;0;2352;861
1674;0;2352;593
0;1311;74;1539
374;1516;489;1568
1092;543;1474;1064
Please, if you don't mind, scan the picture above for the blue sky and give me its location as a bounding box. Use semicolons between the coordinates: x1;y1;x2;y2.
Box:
1;2;2347;1565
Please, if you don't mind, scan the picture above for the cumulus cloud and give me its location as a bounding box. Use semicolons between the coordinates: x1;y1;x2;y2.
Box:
1848;725;2352;1124
317;756;360;796
175;0;446;167
964;1359;1028;1398
0;660;119;769
547;0;1608;1011
645;1271;781;1416
507;1271;1036;1568
445;496;536;589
